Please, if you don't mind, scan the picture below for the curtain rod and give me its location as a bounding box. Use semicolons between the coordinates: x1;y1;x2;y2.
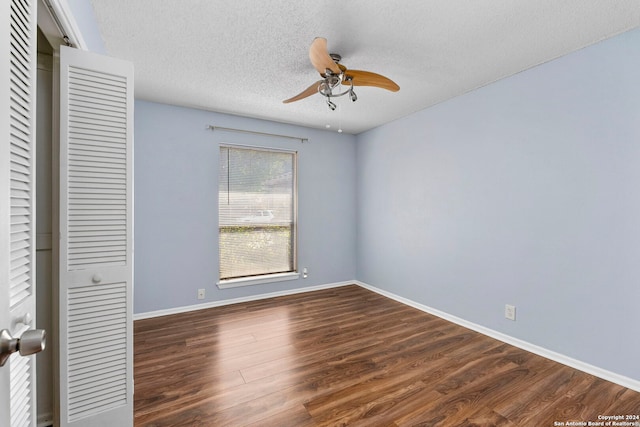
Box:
208;125;308;143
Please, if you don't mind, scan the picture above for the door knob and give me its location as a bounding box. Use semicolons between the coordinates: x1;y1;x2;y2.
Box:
0;329;46;367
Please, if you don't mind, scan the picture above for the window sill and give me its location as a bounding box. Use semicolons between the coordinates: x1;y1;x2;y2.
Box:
217;272;300;289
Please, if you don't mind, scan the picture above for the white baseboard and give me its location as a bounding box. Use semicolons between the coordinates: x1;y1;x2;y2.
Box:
133;281;354;320
355;280;640;393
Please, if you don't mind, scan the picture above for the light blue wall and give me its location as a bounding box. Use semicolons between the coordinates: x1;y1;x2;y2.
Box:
356;28;640;381
134;101;357;313
67;0;107;54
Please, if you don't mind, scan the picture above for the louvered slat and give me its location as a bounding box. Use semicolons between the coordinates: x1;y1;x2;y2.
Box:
69;232;126;240
68;350;126;370
67;66;128;270
9;354;32;427
5;0;37;425
67;282;128;421
9;0;33;317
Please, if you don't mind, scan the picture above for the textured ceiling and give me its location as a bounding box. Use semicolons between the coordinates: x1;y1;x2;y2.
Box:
89;0;640;134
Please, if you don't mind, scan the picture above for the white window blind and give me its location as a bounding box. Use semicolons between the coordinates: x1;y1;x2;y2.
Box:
219;146;296;281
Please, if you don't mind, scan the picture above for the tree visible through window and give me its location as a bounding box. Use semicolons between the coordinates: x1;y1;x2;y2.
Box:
219;145;297;281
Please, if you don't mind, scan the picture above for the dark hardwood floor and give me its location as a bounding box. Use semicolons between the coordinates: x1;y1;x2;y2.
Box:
133;285;640;426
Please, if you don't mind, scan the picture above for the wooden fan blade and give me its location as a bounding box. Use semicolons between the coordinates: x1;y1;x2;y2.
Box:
309;37;341;75
343;70;400;92
283;80;323;103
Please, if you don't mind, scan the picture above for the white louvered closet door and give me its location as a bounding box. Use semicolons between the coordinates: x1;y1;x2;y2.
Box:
58;45;134;427
1;0;39;426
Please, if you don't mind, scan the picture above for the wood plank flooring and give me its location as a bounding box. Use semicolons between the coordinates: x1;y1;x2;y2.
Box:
134;285;640;426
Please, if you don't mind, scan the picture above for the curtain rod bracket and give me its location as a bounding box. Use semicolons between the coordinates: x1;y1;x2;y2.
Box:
208;125;309;143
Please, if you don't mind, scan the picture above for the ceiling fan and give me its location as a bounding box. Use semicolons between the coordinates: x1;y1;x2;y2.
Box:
283;37;400;110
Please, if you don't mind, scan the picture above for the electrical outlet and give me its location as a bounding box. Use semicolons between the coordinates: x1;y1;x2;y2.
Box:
197;289;205;300
302;267;308;279
505;304;516;321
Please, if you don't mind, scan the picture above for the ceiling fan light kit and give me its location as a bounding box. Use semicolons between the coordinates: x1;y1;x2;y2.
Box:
284;37;399;111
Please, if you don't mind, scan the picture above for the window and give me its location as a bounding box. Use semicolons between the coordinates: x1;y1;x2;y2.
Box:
218;145;297;285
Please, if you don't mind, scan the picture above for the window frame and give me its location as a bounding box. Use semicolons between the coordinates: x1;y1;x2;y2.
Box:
216;143;299;288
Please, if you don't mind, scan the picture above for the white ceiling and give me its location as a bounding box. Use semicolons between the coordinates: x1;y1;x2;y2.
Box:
89;0;640;134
